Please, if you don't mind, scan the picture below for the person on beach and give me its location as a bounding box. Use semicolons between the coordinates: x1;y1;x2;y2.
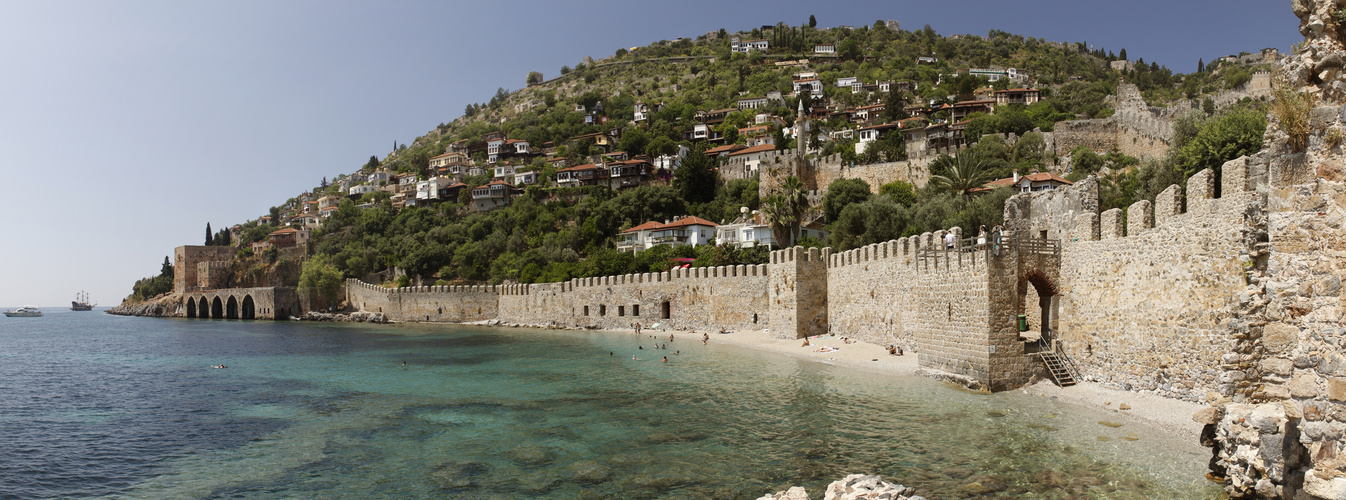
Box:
718;328;727;334
703;333;710;342
669;333;674;342
801;337;810;347
636;323;641;335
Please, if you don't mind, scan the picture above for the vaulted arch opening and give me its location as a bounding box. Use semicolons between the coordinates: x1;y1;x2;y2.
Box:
211;296;224;319
186;297;197;318
226;296;239;319
241;295;256;320
1017;268;1059;351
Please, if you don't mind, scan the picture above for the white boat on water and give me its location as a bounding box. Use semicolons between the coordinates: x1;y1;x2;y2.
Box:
4;305;43;317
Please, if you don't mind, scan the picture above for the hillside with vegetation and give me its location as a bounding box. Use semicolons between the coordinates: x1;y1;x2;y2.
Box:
128;18;1280;299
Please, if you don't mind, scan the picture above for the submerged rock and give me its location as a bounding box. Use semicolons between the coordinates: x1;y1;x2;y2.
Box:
757;473;923;500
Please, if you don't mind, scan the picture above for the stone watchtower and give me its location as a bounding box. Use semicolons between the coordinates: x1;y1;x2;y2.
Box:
768;246;829;339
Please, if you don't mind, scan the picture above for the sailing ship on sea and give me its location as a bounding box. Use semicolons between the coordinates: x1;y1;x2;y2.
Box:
71;291;95;311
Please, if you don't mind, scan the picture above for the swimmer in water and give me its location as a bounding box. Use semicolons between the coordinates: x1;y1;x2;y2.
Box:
402;361;407;366
662;356;668;363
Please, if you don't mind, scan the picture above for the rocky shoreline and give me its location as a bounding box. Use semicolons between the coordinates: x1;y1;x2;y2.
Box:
758;474;924;500
105;294;180;317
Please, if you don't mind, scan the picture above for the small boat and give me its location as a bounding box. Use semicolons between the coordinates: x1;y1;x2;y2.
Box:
71;291;95;311
4;305;43;317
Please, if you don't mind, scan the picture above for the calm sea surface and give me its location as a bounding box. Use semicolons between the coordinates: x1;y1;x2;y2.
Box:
0;310;1222;499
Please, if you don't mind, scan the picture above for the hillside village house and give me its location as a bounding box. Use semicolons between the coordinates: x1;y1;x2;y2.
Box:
368;169;389;187
715;214;829;249
972;171;1073;194
855;123;900;154
471;179;516;211
730;38;768;53
994;88;1041;106
814;44;835;55
836;76;859;88
555;164;606;187
616;216;718;253
607;158;652;190
736;96;769;110
792;77;824;98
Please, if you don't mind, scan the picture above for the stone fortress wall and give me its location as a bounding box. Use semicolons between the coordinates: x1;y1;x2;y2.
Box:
346;280;500;323
1009;158;1270;402
493;263;772;334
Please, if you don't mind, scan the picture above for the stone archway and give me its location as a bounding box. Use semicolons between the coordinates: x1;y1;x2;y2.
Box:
241;295;256;320
211;296;224;319
186;297;197;318
226;296;239;319
1017;268;1059;349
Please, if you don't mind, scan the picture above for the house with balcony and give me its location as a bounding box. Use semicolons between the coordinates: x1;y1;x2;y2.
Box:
438;182;468;202
994;88;1041;106
738;125;772;147
317;194;341;211
730;37;768;53
368;169;390;187
617;216;718;252
792;78;824;98
633;102;662;121
513;169;538;186
607;158;651;190
836;76;859;88
471;179;517;211
814;44;836;55
554;164;607;187
493;164;516;182
948;99;994;122
736;96;769;110
416;177;453;203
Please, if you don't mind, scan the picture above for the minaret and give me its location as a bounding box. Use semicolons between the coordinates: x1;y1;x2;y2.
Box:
794;98;808;158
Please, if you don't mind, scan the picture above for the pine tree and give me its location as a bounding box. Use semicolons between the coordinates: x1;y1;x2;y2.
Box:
160;256;173;279
1119;48;1127;61
809;15;816;28
1197;58;1205;73
205;222;213;246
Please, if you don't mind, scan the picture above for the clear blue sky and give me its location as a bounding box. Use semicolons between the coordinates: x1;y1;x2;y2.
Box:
0;0;1298;308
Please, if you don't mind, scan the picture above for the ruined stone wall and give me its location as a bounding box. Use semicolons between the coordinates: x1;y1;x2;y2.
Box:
346;280;499;323
750;147;939;200
496;265;771;332
1054;164;1262;402
174;245;236;293
1052;83;1185;161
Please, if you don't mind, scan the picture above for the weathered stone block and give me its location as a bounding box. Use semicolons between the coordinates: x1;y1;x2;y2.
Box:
1329;378;1346;403
1264;323;1300;352
1292;372;1320;398
1073;212;1098;242
1263;357;1294;376
1099;208;1124;239
1222;156;1249;195
1154;184;1182;226
1187;168;1215;209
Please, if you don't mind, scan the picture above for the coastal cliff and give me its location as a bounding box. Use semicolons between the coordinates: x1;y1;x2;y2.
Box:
107;294;181;317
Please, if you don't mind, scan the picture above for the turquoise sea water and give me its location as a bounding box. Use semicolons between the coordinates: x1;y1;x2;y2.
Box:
0;311;1223;499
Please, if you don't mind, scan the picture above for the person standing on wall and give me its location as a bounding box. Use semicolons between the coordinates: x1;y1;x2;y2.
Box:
944;231;956;251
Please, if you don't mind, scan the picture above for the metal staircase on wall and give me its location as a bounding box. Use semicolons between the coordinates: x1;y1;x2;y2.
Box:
1037;350;1077;387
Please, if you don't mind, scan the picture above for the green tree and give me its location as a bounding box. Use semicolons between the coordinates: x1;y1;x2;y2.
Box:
365;155;379;171
879;180;917;207
527;71;543;85
838;39;861;62
809;15;816;28
160;256;173;279
1119;48;1127;61
1173;107;1266;194
205;223;213;246
299;254;345;307
673;143;719;203
822;178;872;222
928;151;995;196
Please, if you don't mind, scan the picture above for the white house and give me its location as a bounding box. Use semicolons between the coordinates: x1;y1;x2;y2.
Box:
617;216;719;252
368;169;389;186
349;184;376;196
792;78;824;98
716;214;776;249
836;76;859;88
855;123;899;154
736;96;769;110
513;170;538;186
814;44;836;55
493;164;516;181
730;37;769;53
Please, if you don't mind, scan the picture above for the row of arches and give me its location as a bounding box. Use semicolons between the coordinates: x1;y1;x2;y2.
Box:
185;295;256;320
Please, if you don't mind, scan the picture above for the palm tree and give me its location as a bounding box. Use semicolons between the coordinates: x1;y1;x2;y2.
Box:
928;150;994;196
760;194;794;248
781;175;810;244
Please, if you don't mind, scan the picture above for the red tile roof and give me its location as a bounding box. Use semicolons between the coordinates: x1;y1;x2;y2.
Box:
557;164;601;172
270;227;299;235
660;216;718;229
726;143;776;156
705;144;747;155
621;221;665;233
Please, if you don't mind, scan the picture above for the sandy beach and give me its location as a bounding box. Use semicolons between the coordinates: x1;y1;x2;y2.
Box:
609;325;1207;443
